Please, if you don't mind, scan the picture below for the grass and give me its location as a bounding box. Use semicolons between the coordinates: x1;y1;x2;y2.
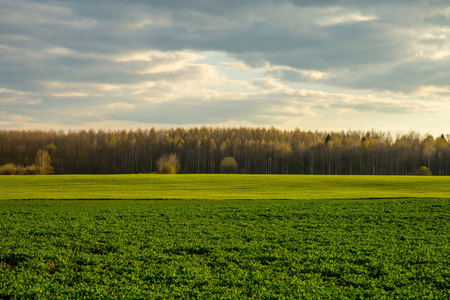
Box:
1;175;449;298
1;174;450;200
0;199;449;299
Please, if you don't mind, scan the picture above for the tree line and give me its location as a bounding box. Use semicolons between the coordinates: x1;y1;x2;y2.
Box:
0;127;449;175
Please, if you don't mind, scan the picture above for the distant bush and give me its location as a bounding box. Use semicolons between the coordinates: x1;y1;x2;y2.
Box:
0;149;55;175
157;154;179;174
160;163;176;174
220;157;238;174
22;165;38;175
418;166;432;176
0;164;18;175
0;163;44;175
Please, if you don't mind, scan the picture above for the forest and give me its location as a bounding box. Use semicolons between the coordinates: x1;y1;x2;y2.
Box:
0;127;449;175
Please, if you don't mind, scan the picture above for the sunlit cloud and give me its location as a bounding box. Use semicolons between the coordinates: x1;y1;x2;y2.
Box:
316;13;378;27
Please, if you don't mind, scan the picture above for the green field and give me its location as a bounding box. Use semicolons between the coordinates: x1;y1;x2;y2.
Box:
1;174;450;200
1;199;449;299
0;175;449;299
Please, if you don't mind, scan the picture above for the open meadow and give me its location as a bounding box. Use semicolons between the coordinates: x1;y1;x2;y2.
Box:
1;174;450;200
0;175;449;299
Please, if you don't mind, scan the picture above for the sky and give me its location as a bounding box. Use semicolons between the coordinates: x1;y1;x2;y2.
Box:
1;0;449;135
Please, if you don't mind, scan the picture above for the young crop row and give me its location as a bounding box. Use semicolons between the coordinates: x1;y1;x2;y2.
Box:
0;199;449;299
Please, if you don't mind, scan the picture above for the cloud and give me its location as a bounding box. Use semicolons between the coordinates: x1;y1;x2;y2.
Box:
315;13;377;27
424;13;450;27
0;0;449;134
333;56;450;93
252;78;288;90
264;66;331;83
0;111;33;127
101;86;447;128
